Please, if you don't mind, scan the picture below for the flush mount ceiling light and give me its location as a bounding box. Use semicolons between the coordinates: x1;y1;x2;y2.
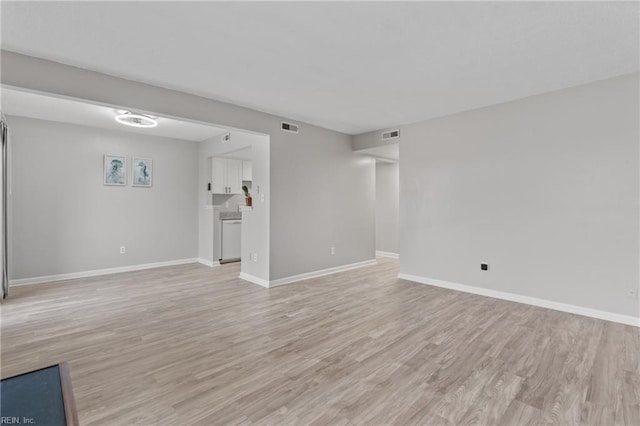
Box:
115;111;158;128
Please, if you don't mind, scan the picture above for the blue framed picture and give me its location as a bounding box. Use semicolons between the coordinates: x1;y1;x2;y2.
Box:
132;157;152;187
103;155;126;186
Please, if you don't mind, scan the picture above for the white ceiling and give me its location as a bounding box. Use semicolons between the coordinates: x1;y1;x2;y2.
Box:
222;147;253;162
1;88;228;142
357;144;399;162
1;2;638;135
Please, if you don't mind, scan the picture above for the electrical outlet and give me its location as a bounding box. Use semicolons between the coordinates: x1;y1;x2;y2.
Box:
330;247;335;256
627;288;638;299
481;263;488;271
253;253;258;262
260;193;265;203
120;246;126;254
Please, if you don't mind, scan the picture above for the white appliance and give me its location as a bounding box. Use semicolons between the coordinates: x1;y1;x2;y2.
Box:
221;219;242;263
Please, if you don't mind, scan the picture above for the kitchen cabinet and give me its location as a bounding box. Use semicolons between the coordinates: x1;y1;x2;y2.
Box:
211;157;243;194
210;157;226;194
226;159;242;194
242;161;253;181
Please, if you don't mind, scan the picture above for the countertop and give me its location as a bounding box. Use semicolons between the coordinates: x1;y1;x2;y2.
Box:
220;211;242;220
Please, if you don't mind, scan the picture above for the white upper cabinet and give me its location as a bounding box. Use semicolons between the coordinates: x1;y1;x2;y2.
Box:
211;157;227;194
226;159;243;194
242;161;253;181
211;157;243;194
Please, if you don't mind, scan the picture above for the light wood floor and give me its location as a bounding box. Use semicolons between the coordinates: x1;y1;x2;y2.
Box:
1;258;638;425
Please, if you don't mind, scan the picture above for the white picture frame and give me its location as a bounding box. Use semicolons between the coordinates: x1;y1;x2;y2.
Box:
132;157;153;187
103;155;126;186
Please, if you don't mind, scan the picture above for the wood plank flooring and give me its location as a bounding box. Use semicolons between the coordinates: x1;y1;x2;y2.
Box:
1;258;638;425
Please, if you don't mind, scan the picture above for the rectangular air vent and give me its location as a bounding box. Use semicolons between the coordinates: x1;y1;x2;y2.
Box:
382;129;400;141
222;133;231;143
281;121;299;133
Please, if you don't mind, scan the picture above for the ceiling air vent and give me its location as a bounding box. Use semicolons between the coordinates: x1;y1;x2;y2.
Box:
222;133;231;143
281;121;299;133
382;129;400;141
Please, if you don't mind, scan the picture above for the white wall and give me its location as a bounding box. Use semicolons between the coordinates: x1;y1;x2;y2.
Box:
269;126;375;280
376;162;399;255
396;74;639;319
7;116;199;279
2;51;376;284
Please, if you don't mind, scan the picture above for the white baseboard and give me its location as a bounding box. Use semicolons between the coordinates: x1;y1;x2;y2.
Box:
398;273;639;327
238;260;378;289
376;251;399;259
197;258;220;267
238;272;269;288
10;258;199;287
268;259;377;288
